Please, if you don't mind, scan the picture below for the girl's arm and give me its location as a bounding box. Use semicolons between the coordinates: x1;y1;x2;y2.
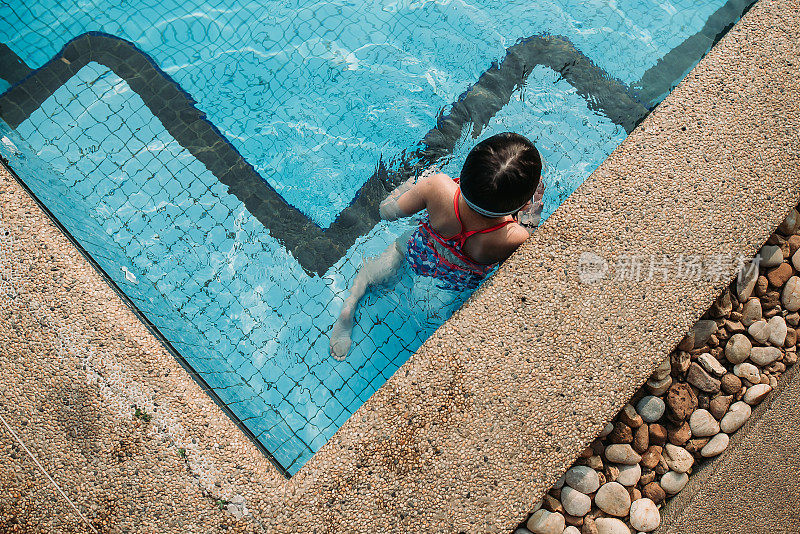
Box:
378;167;438;221
378;177;415;220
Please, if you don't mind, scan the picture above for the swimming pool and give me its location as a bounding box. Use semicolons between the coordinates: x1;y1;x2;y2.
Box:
0;0;754;474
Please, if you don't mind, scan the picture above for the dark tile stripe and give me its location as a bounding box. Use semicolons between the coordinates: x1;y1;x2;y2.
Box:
423;35;649;160
0;43;30;86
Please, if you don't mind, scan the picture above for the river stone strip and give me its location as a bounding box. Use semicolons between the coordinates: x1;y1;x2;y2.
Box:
0;1;799;533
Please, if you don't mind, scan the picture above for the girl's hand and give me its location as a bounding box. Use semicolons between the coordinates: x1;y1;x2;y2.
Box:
517;179;545;232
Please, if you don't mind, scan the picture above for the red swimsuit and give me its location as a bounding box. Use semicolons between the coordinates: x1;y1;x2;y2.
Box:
405;188;515;291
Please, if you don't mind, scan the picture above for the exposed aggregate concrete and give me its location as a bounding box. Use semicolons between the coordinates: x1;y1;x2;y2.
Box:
0;171;280;532
1;0;799;531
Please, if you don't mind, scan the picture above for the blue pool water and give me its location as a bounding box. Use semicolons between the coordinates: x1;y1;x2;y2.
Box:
0;0;745;473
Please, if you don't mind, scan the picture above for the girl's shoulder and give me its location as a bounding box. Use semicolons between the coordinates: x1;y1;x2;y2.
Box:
417;167;454;187
416;169;457;202
506;221;531;247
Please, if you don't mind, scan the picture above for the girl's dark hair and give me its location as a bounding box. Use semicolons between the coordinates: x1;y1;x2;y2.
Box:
459;132;542;216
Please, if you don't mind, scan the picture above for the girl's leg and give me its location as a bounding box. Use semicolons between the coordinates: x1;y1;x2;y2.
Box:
330;241;404;360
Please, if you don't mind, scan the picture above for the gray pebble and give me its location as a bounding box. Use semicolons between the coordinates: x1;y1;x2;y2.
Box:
720;401;752;433
646;375;672;396
691;320;718;348
697;353;727;377
733;362;761;383
599;422;614;438
595;482;631;516
564;465;599;494
779;208;800;234
744;384;772;405
748;319;771;344
701;432;730;457
663;443;694;473
526;509;565;534
604;444;642;465
750;346;782;366
660;471;689;494
595;517;630;534
783;277;800;312
759;245;784;268
636;395;665;423
616;463;641;486
736;262;759;301
560;486;591;517
768;315;788;346
629;498;661;532
741;299;763;327
687;362;721;393
651;357;672;381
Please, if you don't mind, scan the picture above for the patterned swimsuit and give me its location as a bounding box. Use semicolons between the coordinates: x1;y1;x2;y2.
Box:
405;187;515;292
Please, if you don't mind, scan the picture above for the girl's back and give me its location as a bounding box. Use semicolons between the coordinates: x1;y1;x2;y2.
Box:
412;171;529;267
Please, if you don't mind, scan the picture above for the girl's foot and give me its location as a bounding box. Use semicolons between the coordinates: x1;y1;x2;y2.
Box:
329;243;402;361
329;303;355;361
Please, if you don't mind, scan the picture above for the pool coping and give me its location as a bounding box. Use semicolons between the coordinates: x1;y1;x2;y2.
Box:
1;0;799;531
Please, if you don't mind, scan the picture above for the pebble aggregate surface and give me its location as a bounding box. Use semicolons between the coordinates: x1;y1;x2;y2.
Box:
0;162;281;534
1;0;799;532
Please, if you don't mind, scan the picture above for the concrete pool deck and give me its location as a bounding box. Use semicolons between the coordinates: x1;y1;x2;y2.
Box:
1;0;799;532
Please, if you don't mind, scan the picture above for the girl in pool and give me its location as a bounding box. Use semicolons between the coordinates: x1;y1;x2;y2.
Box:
330;132;544;360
